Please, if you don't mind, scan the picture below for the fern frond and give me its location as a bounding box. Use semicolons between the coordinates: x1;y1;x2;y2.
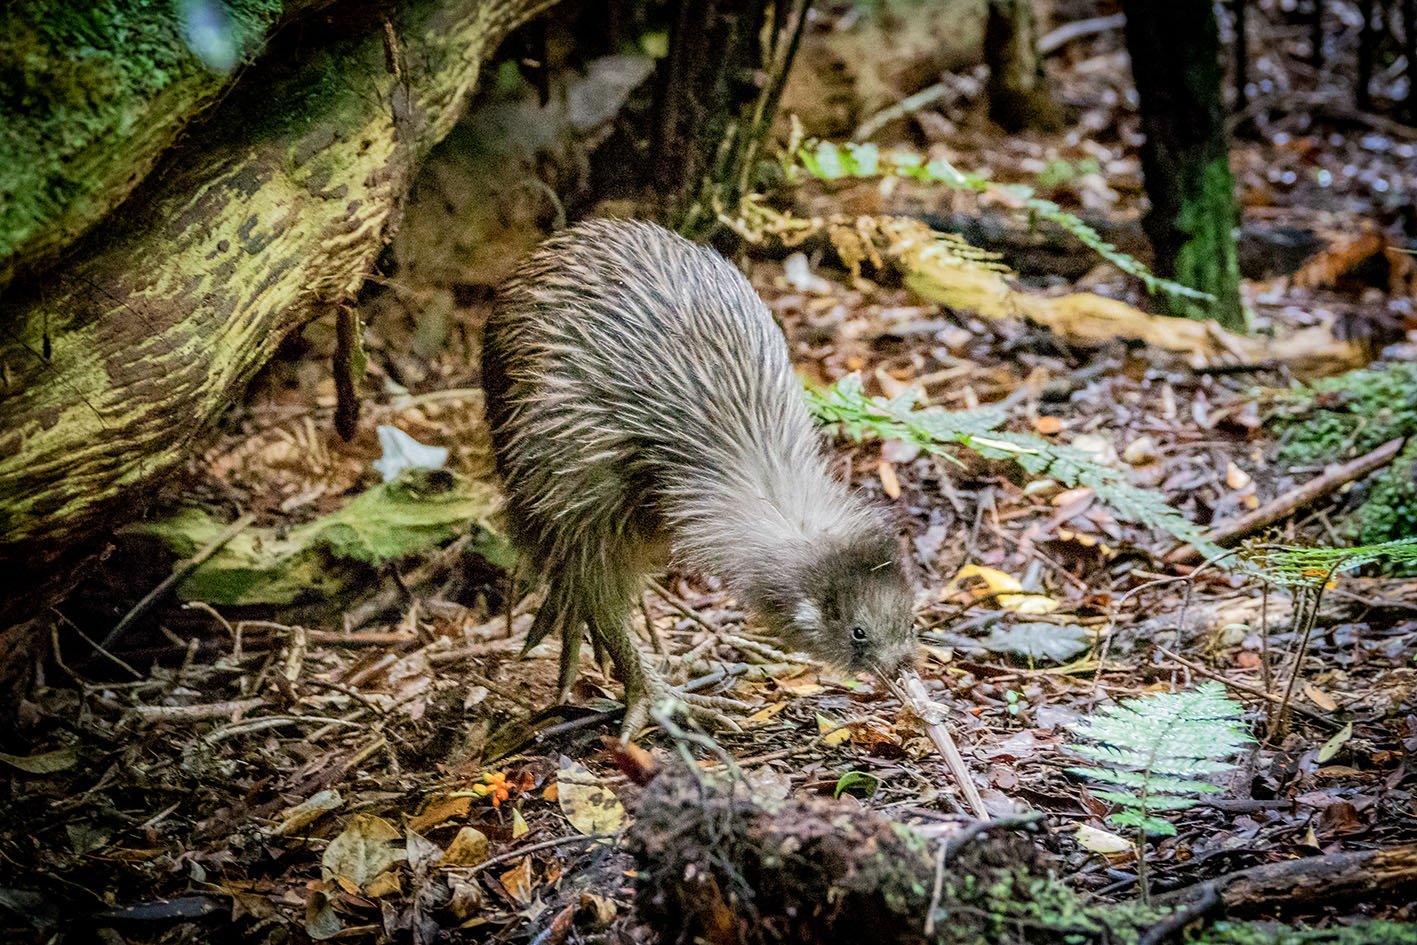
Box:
806;375;1221;557
1237;537;1417;588
785;140;1211;305
1067;683;1251;838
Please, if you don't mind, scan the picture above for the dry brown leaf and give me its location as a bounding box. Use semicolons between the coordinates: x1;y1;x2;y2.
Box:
408;794;473;834
499;856;535;904
321;814;402;891
442;827;491;866
1303;683;1338;712
270;789;344;837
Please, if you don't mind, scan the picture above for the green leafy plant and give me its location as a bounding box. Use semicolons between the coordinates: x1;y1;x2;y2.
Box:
1236;537;1417;738
1067;683;1251;899
786;138;1211;305
832;771;879;799
806;374;1222;558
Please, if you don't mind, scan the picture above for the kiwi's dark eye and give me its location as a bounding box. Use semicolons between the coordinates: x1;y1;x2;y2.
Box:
850;626;868;642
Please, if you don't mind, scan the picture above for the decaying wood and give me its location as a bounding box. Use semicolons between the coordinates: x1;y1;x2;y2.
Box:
1162;843;1417;914
628;765;1053;945
0;1;313;286
0;0;554;623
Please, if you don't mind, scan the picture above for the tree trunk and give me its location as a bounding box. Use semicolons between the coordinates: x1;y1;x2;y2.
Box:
984;0;1065;133
650;0;810;236
0;0;316;288
0;0;552;625
1120;0;1246;330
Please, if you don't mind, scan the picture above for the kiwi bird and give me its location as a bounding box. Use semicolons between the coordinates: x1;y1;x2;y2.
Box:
481;218;916;735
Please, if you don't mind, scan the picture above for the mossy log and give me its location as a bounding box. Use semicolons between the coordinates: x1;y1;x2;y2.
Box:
0;0;314;286
0;0;552;620
627;769;1149;945
625;768;1417;945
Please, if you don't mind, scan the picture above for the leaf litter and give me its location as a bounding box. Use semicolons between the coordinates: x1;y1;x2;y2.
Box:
4;4;1417;941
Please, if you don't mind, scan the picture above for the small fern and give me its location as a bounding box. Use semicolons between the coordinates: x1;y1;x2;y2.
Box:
1237;537;1417;588
1068;683;1251;899
786;136;1213;305
1068;683;1250;836
806;374;1222;558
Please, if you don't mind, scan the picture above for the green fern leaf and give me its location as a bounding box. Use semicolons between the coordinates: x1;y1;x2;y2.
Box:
1067;683;1250;837
806;375;1221;557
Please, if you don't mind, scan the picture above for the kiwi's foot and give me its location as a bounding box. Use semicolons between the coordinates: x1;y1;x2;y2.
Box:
620;666;749;740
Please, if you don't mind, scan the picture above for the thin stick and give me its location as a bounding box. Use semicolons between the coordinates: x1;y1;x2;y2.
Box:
1152;644;1333;726
1167;437;1405;564
104;512;256;648
465;832;614;876
892;669;989;819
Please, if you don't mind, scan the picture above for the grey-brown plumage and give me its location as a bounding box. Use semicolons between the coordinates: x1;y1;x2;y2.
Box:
481;219;916;733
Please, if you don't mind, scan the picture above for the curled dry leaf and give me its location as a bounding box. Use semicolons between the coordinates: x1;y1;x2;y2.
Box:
556;757;626;837
270;789;343;836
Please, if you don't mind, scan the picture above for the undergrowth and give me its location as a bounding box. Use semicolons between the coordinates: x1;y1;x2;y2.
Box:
1274;363;1417;544
778;132;1211;306
1067;683;1250;901
807;374;1222;559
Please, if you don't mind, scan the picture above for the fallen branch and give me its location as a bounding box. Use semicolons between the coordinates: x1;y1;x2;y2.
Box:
1161;843;1417;914
1166;437;1407;565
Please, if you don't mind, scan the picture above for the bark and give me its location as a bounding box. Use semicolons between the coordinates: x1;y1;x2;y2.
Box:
0;0;553;623
0;0;316;288
650;0;810;236
984;0;1065;132
1121;0;1246;330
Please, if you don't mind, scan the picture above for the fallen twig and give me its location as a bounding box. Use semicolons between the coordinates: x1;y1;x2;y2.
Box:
103;512;256;649
1167;437;1406;564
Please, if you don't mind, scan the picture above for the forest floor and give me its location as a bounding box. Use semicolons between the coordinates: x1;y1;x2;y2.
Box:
3;2;1416;943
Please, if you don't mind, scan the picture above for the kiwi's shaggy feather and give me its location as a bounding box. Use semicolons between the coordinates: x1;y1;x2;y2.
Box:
482;219;915;722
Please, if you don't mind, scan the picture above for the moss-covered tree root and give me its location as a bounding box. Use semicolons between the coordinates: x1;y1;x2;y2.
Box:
0;0;553;625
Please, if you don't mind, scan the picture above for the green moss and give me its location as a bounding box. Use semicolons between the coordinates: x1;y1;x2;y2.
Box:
1170;156;1245;329
1274;363;1417;546
1354;439;1417;544
0;0;287;276
1277;362;1417;464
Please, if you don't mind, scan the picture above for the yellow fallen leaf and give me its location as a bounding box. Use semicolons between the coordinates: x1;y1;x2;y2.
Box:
878;460;901;499
817;714;851;747
944;564;1058;615
745;701;790;725
365;870;402;898
556;758;626;836
408;794;472;834
1226;462;1252;490
1075;823;1131;855
511;808;529;839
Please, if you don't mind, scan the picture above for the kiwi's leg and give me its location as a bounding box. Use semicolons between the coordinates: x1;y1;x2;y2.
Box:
556;623;583;703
